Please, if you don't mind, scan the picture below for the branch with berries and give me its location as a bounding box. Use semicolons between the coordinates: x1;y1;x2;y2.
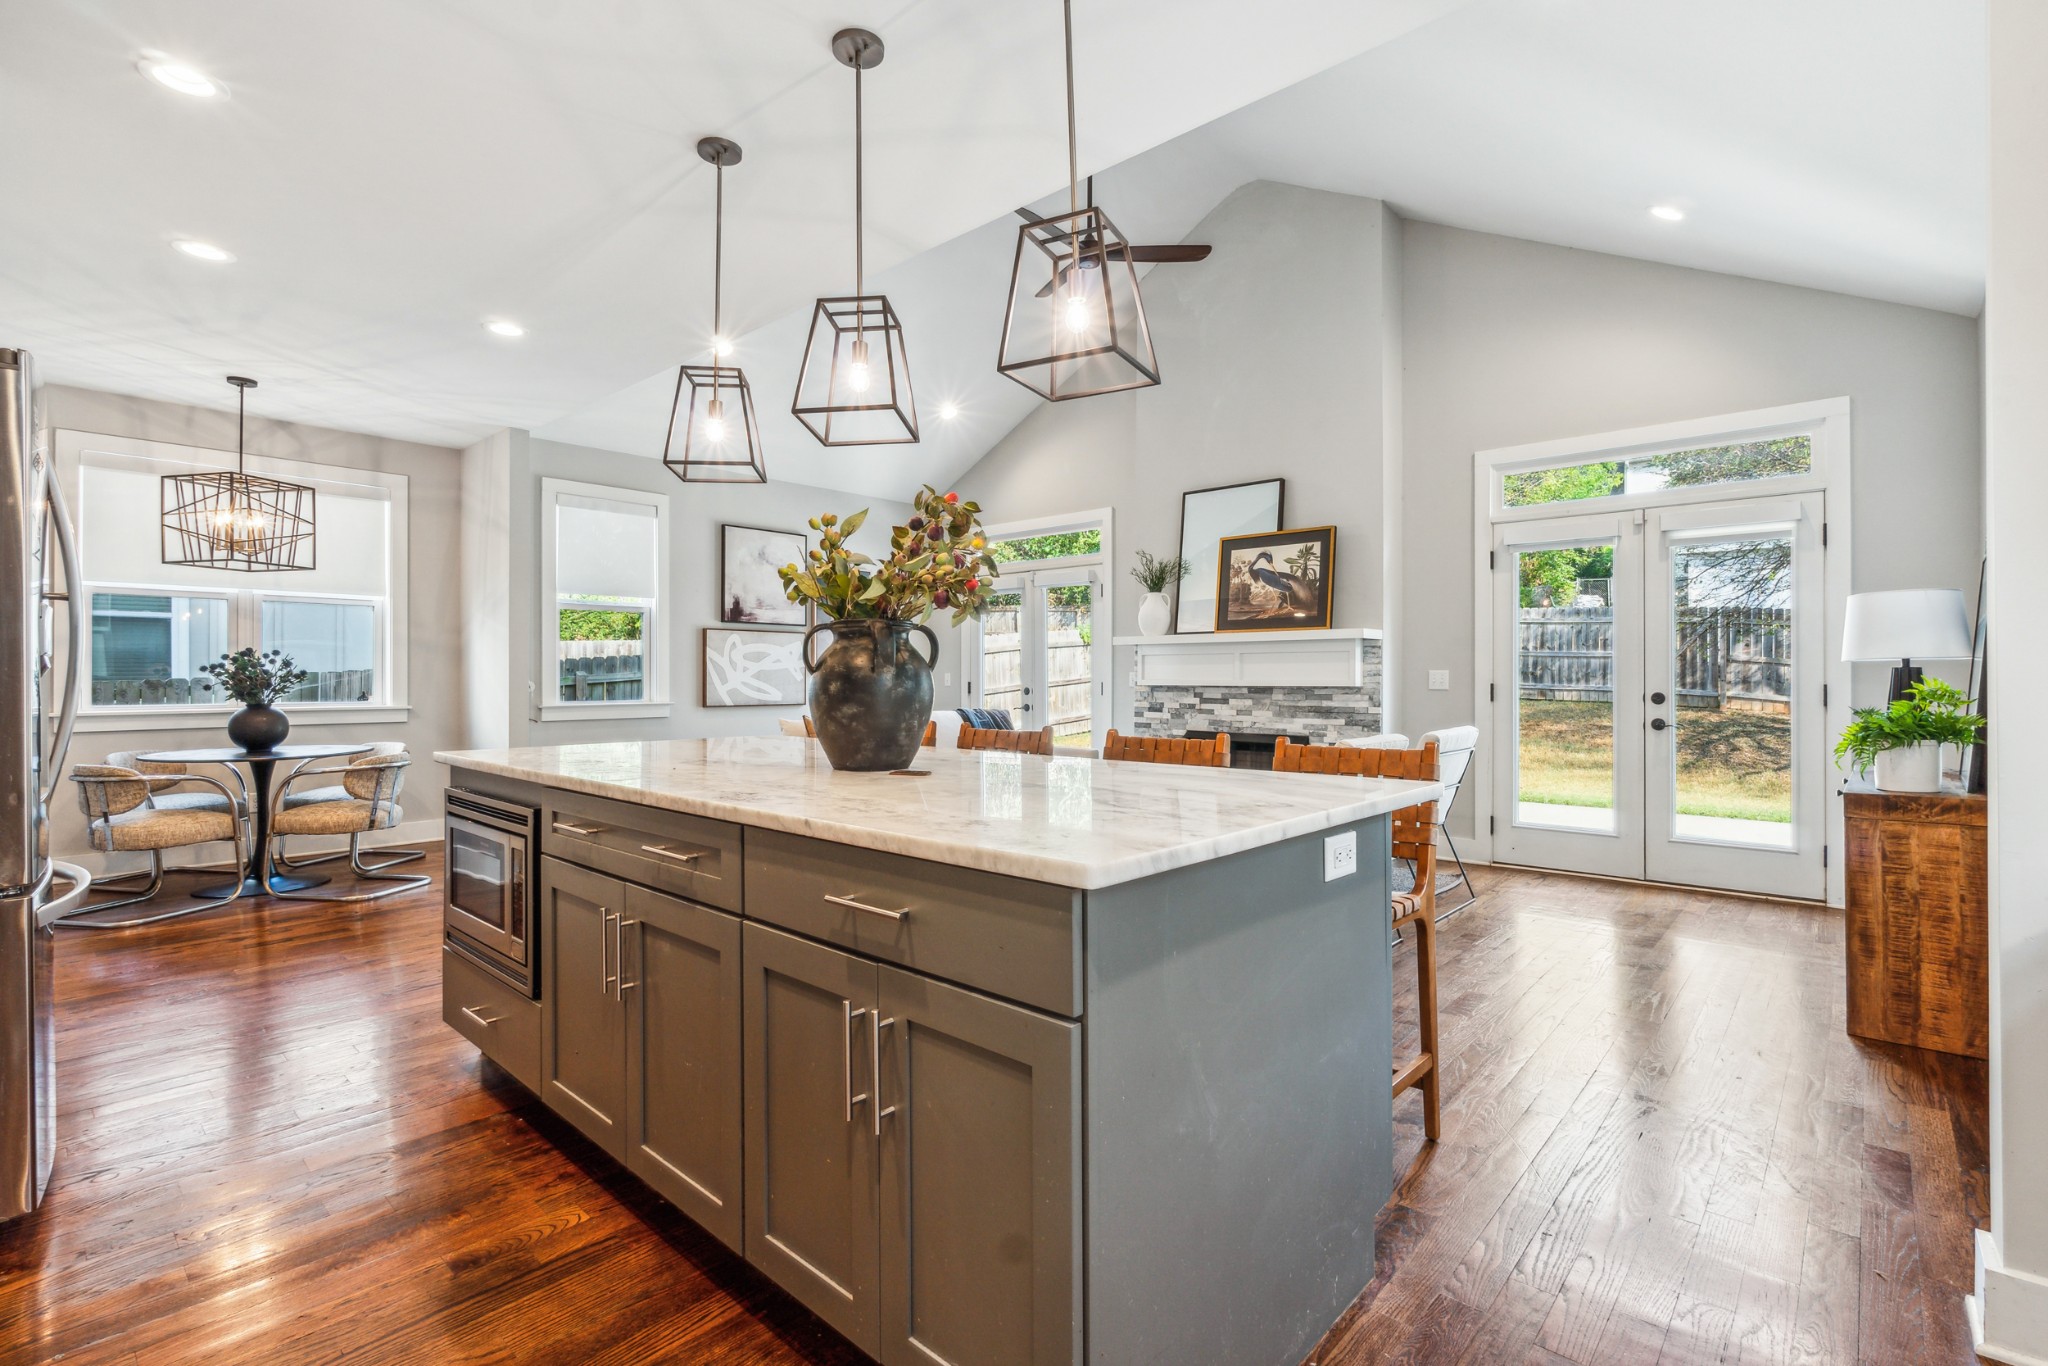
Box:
779;486;1001;626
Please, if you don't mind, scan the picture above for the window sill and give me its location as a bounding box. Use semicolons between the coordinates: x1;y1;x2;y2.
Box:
537;702;673;723
76;704;412;733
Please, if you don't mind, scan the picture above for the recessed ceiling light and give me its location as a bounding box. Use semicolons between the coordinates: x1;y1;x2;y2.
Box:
138;53;224;99
173;238;235;263
938;402;960;421
485;320;527;338
1650;204;1686;223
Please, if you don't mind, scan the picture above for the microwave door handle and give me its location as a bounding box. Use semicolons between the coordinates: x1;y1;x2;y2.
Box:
509;844;526;939
40;472;83;810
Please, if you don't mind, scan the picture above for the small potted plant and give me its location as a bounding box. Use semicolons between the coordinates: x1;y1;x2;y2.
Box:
1130;550;1190;637
199;647;311;753
780;486;999;771
1834;677;1984;793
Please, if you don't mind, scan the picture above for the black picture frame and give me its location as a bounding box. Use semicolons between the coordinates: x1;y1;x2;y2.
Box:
1214;525;1336;632
1172;478;1285;634
1966;557;1988;793
720;524;810;627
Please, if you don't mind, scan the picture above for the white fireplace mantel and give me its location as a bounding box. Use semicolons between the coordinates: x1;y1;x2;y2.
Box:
1110;628;1383;689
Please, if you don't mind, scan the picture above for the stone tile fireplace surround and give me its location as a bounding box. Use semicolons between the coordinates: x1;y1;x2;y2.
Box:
1121;633;1385;748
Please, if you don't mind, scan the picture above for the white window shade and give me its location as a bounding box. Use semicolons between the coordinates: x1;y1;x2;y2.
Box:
82;454;389;596
556;493;658;601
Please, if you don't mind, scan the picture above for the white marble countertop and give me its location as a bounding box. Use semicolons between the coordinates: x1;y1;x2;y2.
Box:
435;738;1440;890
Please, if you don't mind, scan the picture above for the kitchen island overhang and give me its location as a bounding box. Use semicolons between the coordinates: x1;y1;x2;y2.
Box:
436;738;1437;1366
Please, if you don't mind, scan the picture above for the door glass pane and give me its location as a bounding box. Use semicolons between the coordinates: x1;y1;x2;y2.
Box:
1043;583;1093;750
1515;547;1616;831
88;590;230;706
1668;534;1794;846
262;598;379;702
978;592;1022;716
1502;435;1812;508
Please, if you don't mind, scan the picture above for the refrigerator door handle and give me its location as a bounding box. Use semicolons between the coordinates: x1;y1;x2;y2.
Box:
40;473;82;811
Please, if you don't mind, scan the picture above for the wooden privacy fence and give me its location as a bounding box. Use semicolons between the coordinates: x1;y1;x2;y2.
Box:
1519;604;1790;711
559;641;644;702
978;607;1093;740
90;669;376;706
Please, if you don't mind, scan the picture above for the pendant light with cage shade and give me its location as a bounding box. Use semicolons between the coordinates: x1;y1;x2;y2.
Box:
996;0;1161;401
161;376;316;571
791;28;918;446
663;136;767;483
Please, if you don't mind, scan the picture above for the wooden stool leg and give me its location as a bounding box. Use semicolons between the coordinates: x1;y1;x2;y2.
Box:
1415;913;1441;1141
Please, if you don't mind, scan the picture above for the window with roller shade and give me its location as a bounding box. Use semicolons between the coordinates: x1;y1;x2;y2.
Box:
72;439;406;711
541;479;668;708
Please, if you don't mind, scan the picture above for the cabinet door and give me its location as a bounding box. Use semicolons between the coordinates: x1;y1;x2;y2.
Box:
743;921;881;1356
877;965;1080;1366
539;856;627;1158
623;883;744;1253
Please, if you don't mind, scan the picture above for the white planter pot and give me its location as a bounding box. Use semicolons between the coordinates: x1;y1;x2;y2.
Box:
1873;743;1942;793
1138;592;1172;637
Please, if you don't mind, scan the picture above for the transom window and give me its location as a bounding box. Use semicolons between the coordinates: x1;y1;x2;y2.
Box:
67;434;407;714
1500;435;1813;510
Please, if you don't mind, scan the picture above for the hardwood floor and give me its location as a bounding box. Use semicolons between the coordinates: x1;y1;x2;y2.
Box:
0;852;1985;1365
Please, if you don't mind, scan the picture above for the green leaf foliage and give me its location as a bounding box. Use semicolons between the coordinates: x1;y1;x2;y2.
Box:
1833;677;1984;773
780;486;1002;626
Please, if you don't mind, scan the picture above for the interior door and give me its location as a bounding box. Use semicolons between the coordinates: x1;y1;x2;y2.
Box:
1492;511;1646;880
1643;494;1826;899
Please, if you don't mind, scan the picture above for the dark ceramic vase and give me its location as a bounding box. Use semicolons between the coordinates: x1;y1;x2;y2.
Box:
802;619;939;772
227;702;290;754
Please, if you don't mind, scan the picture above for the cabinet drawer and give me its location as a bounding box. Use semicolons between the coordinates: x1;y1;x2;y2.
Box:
443;945;541;1091
745;829;1081;1017
543;790;742;913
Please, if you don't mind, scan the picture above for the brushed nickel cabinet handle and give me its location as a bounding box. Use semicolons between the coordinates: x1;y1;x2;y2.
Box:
617;918;639;993
460;1005;500;1028
639;843;704;865
552;819;606;837
600;907;617;995
872;1014;897;1137
843;1001;870;1122
825;893;910;922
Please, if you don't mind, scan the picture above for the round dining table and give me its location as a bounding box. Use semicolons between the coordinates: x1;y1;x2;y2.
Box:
139;743;373;898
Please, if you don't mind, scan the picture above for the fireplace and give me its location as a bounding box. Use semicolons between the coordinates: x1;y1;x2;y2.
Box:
1186;729;1309;771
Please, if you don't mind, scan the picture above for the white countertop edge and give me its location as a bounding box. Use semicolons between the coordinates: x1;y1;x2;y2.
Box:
433;749;1441;891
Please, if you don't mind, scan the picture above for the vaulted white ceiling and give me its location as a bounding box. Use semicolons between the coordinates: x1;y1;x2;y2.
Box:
2;0;1986;500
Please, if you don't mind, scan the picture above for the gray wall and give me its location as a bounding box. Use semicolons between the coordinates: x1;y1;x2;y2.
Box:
952;181;1400;731
1399;221;1985;769
43;383;464;864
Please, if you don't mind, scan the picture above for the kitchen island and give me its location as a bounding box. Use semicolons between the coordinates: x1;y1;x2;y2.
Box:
436;737;1438;1366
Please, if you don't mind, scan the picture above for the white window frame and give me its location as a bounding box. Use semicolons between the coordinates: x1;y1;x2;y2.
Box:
1468;397;1853;907
538;477;671;722
59;430;411;731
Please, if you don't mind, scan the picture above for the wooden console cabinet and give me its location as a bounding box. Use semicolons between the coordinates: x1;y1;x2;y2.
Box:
1842;785;1987;1058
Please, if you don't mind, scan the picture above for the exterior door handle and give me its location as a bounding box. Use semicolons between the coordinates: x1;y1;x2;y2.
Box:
1650;717;1669;731
1650;691;1667;705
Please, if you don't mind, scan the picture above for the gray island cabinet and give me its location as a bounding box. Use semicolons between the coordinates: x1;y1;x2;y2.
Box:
436;738;1437;1366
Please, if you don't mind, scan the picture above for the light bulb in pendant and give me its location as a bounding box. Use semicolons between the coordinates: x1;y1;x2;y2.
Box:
712;334;734;359
704;396;728;444
1063;291;1092;334
847;337;872;394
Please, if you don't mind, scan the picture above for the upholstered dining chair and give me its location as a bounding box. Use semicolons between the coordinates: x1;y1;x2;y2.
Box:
263;747;429;901
106;749;248;816
1100;730;1231;767
956;723;1054;755
63;763;249;927
1272;736;1444;1141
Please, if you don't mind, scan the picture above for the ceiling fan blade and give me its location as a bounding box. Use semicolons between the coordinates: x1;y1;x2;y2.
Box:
1124;244;1212;263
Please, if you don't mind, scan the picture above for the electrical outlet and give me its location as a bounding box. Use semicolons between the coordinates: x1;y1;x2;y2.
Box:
1428;669;1450;691
1323;829;1357;882
943;672;952;687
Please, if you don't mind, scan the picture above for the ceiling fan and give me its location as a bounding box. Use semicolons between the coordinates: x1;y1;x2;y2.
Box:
1015;177;1211;298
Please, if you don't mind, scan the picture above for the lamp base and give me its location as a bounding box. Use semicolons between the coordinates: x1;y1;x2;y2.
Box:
1887;660;1924;703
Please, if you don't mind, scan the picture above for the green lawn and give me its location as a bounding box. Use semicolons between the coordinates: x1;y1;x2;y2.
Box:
1518;699;1792;823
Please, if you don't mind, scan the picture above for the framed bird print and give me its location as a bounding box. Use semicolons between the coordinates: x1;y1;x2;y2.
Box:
1215;526;1335;631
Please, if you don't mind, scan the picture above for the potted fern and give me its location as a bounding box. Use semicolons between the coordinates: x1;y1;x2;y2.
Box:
1834;677;1984;793
1131;550;1190;637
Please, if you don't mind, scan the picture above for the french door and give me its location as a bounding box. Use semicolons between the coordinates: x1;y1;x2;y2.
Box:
970;567;1107;753
1491;492;1826;899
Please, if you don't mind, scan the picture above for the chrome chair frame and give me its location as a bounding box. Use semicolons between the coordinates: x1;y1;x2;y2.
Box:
61;770;251;928
261;755;430;902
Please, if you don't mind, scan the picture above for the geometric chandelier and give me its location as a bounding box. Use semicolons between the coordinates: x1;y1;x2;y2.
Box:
663;135;768;483
162;375;316;571
791;27;919;447
996;0;1160;402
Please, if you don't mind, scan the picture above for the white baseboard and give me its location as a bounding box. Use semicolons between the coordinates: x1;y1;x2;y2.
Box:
1974;1229;2048;1366
64;818;441;880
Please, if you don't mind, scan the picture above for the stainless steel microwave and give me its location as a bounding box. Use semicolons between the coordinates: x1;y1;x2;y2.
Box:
444;789;538;997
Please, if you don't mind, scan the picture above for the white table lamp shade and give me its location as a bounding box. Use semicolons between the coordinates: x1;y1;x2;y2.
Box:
1841;589;1973;662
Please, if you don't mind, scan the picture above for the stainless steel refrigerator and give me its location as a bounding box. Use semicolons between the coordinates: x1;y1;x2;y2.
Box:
0;347;90;1222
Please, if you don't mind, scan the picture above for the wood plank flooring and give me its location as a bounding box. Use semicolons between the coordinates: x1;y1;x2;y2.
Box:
0;852;1985;1365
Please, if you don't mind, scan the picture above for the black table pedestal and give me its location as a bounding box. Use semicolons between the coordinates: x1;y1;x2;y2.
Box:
193;754;331;899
